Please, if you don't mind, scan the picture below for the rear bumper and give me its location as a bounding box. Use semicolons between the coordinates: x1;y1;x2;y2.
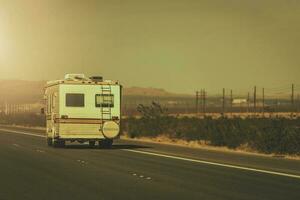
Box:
54;136;107;142
48;120;120;140
56;134;105;140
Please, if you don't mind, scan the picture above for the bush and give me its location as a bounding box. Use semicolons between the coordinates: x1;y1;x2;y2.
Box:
123;105;300;155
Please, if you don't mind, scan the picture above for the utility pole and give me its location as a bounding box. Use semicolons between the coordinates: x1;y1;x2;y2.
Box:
222;88;225;116
275;98;279;117
247;92;250;116
196;91;200;116
230;90;233;117
291;84;295;117
297;94;300;117
203;89;206;117
262;88;265;117
200;89;203;116
253;86;257;116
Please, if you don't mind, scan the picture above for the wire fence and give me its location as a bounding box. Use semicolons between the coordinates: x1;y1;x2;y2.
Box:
0;103;40;115
122;84;300;118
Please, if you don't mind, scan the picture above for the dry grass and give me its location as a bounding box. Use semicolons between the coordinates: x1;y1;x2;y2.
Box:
121;133;300;161
170;112;300;119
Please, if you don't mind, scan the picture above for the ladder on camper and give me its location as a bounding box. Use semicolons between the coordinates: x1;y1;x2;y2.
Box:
100;85;112;130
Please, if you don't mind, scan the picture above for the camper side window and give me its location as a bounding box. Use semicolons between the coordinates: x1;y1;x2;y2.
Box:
95;94;114;108
66;93;85;107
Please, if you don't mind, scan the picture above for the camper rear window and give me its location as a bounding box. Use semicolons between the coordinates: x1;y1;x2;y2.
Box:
95;94;114;108
66;93;85;107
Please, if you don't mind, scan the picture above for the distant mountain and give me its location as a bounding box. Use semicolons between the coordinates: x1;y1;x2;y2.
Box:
123;87;178;96
0;80;184;104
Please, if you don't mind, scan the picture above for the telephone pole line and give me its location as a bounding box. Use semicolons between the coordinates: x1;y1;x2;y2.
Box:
195;91;200;116
262;88;265;117
222;88;225;116
297;94;300;117
247;92;250;116
200;89;203;116
230;89;233;117
200;89;202;116
253;86;257;116
203;89;206;117
291;84;295;117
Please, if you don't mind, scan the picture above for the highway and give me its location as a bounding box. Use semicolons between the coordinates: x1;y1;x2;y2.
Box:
0;126;300;200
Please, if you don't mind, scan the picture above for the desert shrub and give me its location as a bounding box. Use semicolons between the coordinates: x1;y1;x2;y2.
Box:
127;102;168;138
249;119;300;154
279;127;300;154
123;105;300;154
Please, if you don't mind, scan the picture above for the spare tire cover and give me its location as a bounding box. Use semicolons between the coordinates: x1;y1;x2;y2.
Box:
102;121;120;139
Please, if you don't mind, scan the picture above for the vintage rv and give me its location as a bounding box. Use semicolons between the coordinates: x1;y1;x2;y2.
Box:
44;74;121;148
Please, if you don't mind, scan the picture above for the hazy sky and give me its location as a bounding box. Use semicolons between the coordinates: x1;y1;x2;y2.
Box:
0;0;299;94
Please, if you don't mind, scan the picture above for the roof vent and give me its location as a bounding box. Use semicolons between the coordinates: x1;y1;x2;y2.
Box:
65;74;87;81
89;76;103;82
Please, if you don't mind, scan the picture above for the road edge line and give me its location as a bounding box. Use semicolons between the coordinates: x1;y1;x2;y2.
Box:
122;149;300;180
0;128;46;138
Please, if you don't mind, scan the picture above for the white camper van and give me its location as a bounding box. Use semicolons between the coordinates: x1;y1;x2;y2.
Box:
44;74;122;148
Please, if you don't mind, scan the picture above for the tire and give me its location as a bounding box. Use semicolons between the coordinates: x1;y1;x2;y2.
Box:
53;139;65;148
59;140;66;148
47;138;53;146
99;139;113;149
89;141;96;148
53;140;59;148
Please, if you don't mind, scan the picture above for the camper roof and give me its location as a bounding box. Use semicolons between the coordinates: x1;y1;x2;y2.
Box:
45;74;119;88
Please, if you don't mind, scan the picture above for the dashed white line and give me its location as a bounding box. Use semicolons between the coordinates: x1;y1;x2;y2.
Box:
2;127;300;180
130;172;151;180
36;149;45;153
77;159;87;164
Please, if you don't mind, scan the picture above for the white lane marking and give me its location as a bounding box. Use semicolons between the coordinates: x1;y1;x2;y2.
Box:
12;143;20;147
77;159;87;164
36;149;45;153
0;128;45;138
2;128;300;180
122;149;300;180
130;172;151;180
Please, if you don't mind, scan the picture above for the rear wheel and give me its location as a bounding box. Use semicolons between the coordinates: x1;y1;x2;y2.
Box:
89;141;96;148
53;139;65;148
47;138;53;146
99;139;113;149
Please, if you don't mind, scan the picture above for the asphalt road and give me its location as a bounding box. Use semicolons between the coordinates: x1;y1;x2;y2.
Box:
0;126;300;200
